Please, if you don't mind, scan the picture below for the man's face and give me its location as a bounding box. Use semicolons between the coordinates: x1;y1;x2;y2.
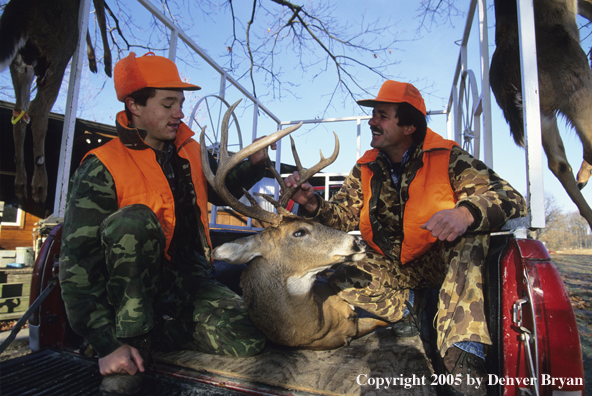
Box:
368;102;415;154
130;89;185;150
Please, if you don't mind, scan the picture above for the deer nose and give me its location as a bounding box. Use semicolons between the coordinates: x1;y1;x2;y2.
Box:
354;236;367;251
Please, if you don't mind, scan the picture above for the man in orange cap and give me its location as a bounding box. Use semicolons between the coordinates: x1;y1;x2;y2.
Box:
286;80;527;396
60;53;270;395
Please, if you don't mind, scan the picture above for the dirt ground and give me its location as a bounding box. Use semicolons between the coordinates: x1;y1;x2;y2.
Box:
0;321;30;363
549;252;592;395
0;335;30;363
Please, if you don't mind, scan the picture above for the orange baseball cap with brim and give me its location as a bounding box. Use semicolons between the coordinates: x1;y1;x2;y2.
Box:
114;52;201;102
357;80;426;116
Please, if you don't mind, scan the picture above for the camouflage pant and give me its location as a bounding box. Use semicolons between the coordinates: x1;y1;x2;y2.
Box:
329;234;491;357
100;204;265;357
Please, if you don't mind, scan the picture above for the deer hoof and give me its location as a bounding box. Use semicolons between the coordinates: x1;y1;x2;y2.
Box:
32;164;48;203
14;168;28;201
14;181;27;202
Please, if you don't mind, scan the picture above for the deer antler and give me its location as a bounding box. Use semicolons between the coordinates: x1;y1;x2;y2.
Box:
263;132;340;208
200;100;303;226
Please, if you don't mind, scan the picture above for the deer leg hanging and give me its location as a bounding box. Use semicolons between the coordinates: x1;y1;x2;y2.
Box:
541;114;592;227
9;54;35;202
93;0;112;77
28;59;70;203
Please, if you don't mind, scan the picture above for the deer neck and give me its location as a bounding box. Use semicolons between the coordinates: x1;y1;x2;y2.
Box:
286;265;332;296
242;258;325;311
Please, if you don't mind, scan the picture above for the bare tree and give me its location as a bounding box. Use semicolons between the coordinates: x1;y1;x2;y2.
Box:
536;194;563;240
200;0;401;108
539;212;570;251
539;205;591;251
567;212;591;249
415;0;468;31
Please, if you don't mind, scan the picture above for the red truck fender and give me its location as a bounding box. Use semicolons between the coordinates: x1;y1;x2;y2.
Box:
496;236;585;396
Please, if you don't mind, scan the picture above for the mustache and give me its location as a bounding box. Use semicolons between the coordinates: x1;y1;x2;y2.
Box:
371;126;382;133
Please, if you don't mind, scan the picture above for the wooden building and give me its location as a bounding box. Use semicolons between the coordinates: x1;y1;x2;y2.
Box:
0;100;118;251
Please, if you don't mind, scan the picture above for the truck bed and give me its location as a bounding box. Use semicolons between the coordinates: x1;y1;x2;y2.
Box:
0;327;436;396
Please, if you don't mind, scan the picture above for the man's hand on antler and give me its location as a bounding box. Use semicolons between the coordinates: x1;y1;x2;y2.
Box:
249;136;277;165
284;171;318;214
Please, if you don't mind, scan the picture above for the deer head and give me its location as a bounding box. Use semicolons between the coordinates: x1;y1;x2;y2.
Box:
200;101;388;349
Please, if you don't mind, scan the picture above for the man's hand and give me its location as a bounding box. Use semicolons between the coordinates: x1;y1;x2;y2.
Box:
98;345;144;376
249;136;277;165
284;171;318;213
420;206;475;242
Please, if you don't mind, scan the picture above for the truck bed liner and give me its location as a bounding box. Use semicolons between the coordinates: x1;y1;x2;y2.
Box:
0;328;437;395
155;327;436;396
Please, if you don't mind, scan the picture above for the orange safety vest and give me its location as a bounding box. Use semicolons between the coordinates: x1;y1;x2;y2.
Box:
358;129;459;264
84;114;212;262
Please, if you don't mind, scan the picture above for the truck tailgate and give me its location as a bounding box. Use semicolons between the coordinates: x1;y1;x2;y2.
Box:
0;349;248;396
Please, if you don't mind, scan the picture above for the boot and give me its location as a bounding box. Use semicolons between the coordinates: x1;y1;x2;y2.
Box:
100;372;144;395
391;289;427;337
127;334;153;368
440;346;487;396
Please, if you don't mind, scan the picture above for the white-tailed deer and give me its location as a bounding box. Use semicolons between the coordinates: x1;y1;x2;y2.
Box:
202;101;388;350
0;0;111;203
490;0;592;227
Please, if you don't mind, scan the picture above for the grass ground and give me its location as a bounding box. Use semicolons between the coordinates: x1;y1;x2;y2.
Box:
549;252;592;395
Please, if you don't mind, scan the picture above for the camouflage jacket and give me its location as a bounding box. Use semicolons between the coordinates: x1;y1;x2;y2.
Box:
308;142;527;262
59;119;265;356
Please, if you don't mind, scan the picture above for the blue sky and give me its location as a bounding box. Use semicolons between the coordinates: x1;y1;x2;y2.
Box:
2;0;591;219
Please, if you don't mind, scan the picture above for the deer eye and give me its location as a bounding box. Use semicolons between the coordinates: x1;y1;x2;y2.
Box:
293;229;307;237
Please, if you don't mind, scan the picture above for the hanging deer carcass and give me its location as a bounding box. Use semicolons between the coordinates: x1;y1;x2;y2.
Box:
490;0;592;227
0;0;111;203
202;101;388;350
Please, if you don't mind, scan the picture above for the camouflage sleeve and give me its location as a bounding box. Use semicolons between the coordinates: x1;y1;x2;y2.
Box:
305;164;363;232
449;146;527;231
59;155;123;357
207;154;267;206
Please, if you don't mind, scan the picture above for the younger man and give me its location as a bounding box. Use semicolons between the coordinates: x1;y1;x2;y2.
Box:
60;53;268;395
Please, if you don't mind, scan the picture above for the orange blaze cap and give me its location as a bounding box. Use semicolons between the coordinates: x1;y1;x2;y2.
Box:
114;52;201;102
357;80;426;116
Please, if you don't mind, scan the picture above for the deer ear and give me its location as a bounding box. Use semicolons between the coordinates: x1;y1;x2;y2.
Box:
212;239;263;264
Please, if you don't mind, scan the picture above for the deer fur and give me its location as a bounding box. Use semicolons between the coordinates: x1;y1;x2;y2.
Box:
213;217;388;350
0;0;111;203
490;0;592;227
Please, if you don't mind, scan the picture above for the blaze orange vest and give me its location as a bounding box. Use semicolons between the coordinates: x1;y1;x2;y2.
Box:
358;129;459;264
84;115;212;262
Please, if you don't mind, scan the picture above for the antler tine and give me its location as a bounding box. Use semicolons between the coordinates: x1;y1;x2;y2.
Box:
263;147;288;193
290;135;304;170
257;193;296;217
200;102;303;226
215;102;303;178
219;99;240;164
200;125;216;189
278;132;340;208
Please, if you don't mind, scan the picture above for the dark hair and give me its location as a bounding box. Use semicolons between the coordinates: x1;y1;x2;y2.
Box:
124;87;157;121
395;102;427;143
